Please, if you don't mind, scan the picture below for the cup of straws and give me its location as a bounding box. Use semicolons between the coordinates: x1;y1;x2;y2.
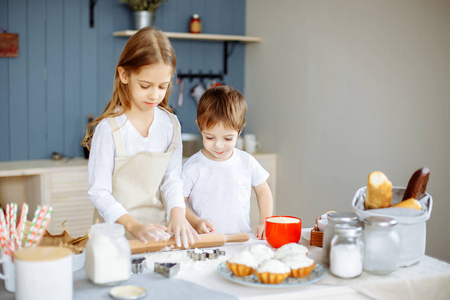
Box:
0;203;52;293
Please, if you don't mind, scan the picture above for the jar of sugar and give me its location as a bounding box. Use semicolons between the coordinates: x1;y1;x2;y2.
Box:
322;211;359;266
330;224;363;279
363;216;400;275
85;223;131;285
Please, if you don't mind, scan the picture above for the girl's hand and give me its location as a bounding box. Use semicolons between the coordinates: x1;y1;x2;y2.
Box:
117;214;170;243
255;223;266;240
195;219;215;234
132;223;171;243
167;207;200;248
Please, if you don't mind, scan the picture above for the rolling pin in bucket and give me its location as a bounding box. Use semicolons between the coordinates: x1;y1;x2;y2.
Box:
129;233;250;254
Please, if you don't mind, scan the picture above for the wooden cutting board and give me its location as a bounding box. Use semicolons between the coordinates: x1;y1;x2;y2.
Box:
129;233;250;254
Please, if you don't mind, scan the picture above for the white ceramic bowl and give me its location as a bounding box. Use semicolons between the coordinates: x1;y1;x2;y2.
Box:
72;250;85;272
317;219;327;232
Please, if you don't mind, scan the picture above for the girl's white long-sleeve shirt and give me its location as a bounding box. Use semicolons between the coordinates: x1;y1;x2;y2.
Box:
88;107;185;223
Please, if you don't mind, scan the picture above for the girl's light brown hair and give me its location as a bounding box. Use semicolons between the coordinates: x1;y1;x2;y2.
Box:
82;26;176;150
197;86;247;134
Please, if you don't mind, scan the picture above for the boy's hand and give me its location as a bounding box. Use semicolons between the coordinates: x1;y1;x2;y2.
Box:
167;207;200;248
255;223;266;240
195;219;215;234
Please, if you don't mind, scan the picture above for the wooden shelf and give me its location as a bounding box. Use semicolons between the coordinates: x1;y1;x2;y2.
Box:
113;31;262;43
113;30;261;79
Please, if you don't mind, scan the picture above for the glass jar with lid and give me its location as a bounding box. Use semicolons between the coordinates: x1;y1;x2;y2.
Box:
363;216;400;275
322;211;359;266
85;223;131;286
330;224;363;279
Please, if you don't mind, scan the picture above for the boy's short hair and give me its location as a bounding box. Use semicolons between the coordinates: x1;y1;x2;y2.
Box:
197;86;247;133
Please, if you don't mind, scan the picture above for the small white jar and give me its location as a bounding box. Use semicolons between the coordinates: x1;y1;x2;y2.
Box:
322;212;359;266
85;223;131;286
363;216;400;275
330;224;363;279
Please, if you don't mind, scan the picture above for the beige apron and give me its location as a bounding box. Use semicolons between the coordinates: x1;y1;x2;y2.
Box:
93;112;180;239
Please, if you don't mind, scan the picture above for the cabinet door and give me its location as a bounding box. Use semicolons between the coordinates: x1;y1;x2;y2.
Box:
43;167;93;238
250;154;277;230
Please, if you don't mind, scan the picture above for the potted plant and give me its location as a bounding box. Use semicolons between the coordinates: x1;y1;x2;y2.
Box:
122;0;167;30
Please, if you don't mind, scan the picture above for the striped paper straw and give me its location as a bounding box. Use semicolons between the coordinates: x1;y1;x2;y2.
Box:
8;204;16;253
17;203;29;248
5;204;9;237
0;208;9;255
24;205;42;247
0;231;8;256
8;204;12;240
33;207;53;247
12;203;18;248
0;208;7;232
8;233;15;255
25;206;48;247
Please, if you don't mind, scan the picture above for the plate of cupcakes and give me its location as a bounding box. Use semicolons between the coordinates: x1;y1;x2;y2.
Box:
218;243;326;288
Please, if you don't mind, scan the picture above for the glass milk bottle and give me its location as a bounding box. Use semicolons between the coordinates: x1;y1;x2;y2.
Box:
363;216;400;275
322;211;359;266
330;224;363;279
85;223;131;285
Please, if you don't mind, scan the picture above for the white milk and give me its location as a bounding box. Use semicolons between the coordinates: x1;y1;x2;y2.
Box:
267;217;300;224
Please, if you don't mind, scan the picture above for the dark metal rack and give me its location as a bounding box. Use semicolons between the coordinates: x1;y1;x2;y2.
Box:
89;0;97;28
176;41;238;81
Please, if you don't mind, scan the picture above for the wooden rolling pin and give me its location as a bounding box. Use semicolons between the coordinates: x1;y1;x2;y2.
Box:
129;233;250;254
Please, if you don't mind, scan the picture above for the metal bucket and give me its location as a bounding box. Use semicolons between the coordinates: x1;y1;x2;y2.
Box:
134;11;153;30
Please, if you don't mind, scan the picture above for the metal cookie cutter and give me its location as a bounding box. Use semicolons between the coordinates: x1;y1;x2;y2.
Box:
154;262;180;278
205;249;226;259
187;249;225;261
186;250;207;261
132;257;147;274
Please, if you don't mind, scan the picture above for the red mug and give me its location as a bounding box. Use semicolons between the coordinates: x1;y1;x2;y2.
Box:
265;216;302;249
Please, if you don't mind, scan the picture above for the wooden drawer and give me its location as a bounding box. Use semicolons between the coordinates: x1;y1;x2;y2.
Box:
44;167;93;238
47;169;88;193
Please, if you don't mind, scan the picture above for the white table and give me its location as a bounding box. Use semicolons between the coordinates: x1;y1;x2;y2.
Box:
138;229;450;300
1;230;449;300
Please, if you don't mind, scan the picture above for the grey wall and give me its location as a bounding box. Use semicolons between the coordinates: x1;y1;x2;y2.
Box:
245;0;450;262
0;0;245;161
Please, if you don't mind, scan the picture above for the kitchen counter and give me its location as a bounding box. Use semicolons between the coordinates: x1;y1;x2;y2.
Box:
0;158;92;237
0;157;88;176
1;229;449;300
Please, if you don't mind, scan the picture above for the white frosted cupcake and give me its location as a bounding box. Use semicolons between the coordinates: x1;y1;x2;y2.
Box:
275;243;308;261
254;259;290;284
280;255;316;278
226;250;258;277
246;244;275;264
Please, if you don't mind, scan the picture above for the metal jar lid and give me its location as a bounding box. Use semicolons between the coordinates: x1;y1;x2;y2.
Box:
328;211;358;223
364;216;398;227
334;224;362;237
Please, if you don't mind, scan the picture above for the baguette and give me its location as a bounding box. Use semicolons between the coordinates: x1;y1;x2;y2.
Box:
391;198;422;210
365;171;392;209
402;167;430;201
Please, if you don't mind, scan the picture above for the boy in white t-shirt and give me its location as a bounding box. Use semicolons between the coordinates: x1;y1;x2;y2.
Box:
182;86;273;239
